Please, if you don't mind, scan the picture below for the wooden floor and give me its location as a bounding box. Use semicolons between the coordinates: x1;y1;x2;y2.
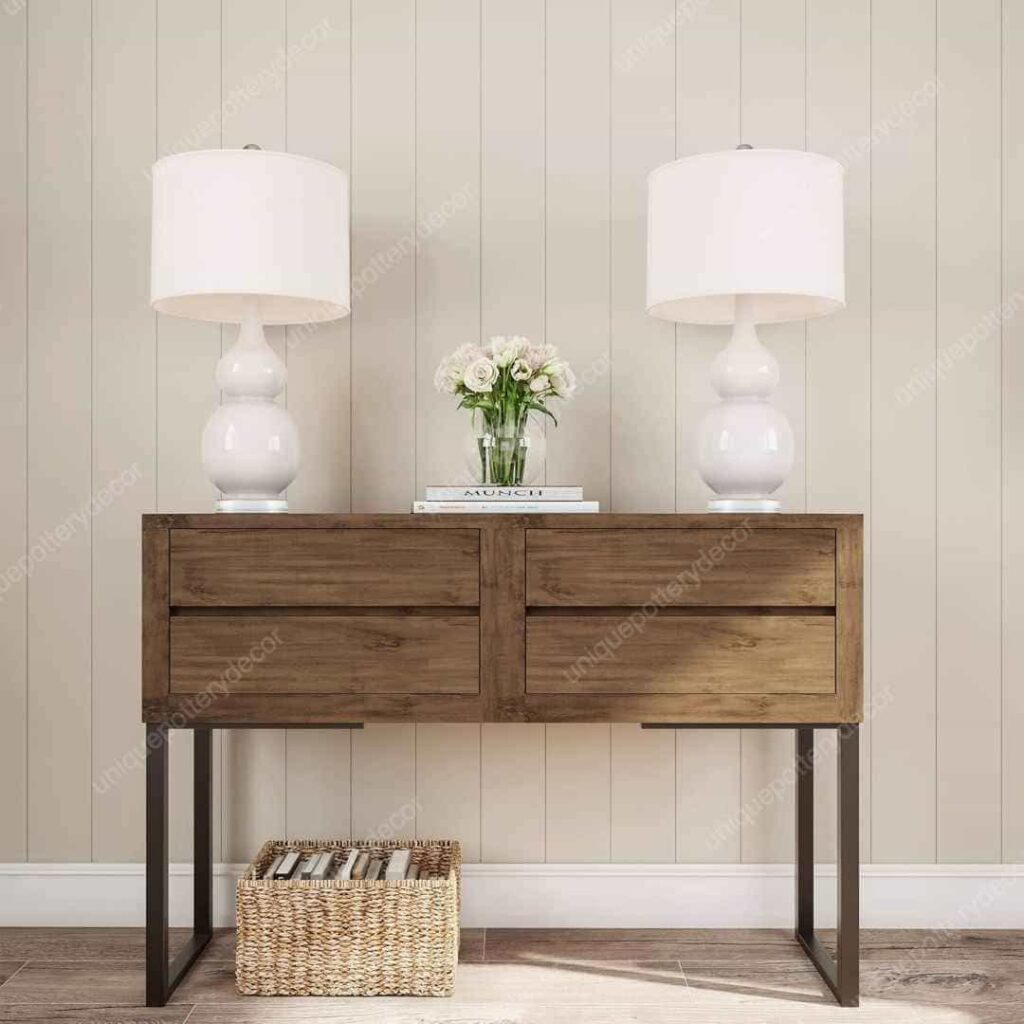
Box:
0;928;1020;1022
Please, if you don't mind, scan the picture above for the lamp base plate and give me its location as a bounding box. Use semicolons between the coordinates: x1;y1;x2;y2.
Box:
707;497;780;513
216;498;289;513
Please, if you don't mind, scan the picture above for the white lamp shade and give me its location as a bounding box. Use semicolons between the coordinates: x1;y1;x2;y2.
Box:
646;148;844;324
150;149;350;325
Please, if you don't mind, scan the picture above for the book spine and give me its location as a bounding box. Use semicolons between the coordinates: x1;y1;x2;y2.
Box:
413;500;599;514
424;486;583;501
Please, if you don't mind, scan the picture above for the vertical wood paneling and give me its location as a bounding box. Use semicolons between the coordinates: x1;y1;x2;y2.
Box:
4;0;1021;872
285;729;351;839
1005;0;1024;863
546;724;610;862
674;0;743;864
481;0;544;341
806;0;872;863
351;725;416;840
610;0;674;513
610;724;674;862
218;0;288;864
0;2;28;861
350;0;416;512
26;0;93;861
91;0;156;862
155;0;223;866
283;0;353;848
676;729;741;862
415;0;481;493
871;0;938;863
480;723;545;862
545;0;611;503
935;0;1002;863
738;0;806;863
416;724;480;861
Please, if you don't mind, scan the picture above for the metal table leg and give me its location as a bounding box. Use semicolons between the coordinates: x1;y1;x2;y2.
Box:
794;724;860;1007
146;726;213;1006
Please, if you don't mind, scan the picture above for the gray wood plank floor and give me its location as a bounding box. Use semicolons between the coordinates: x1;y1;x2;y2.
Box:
0;928;1019;1022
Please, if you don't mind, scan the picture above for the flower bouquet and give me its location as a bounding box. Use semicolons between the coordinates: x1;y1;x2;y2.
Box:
434;336;576;485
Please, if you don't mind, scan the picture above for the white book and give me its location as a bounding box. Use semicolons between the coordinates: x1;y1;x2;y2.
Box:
310;852;335;880
425;486;583;501
413;500;599;514
335;848;360;880
385;849;412;880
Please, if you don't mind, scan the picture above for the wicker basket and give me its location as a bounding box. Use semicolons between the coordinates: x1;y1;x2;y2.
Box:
236;838;461;996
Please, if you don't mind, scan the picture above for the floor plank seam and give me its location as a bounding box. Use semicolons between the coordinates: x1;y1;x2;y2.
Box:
0;963;27;991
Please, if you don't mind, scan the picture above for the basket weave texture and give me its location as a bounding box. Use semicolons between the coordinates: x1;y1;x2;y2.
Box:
236;838;461;996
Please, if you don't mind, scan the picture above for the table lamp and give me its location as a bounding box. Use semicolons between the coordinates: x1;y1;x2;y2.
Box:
646;146;845;511
150;147;350;512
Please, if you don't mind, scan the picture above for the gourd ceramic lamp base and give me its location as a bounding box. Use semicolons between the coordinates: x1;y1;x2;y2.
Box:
149;147;350;512
645;147;846;512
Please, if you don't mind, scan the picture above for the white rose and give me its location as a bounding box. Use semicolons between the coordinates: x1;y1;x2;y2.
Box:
463;357;499;393
510;358;532;381
524;345;548;371
549;364;577;398
529;374;550;393
433;357;459;393
487;335;525;368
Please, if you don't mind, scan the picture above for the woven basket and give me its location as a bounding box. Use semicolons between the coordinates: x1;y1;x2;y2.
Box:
236;838;461;996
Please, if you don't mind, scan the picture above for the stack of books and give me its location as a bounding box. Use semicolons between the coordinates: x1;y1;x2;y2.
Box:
413;485;598;514
263;847;422;881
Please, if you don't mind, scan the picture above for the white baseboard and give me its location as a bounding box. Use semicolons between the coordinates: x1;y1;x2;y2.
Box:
0;862;1021;929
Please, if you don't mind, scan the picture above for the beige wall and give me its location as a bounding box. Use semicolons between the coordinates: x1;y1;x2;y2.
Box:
0;0;1020;867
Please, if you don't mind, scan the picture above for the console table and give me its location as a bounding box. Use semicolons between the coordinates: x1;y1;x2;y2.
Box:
142;512;863;1006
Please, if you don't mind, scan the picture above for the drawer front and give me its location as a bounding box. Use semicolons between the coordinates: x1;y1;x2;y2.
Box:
527;614;835;695
170;529;479;607
527;528;835;607
170;615;479;695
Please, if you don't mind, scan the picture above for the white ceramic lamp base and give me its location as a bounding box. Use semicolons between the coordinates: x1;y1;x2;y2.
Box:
201;312;300;513
696;296;794;513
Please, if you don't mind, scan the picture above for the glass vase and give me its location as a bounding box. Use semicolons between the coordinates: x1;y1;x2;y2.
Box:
476;411;531;486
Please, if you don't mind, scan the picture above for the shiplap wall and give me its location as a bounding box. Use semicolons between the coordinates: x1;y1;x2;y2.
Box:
0;0;1020;868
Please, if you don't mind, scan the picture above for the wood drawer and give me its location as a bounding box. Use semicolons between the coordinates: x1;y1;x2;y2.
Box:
526;614;835;695
170;614;479;695
526;528;835;607
170;529;479;607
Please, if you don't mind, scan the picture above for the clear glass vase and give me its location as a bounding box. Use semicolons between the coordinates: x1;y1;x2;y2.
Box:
476;411;531;486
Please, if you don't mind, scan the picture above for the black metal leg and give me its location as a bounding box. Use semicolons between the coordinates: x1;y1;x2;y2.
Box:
795;728;815;939
146;727;213;1007
794;725;860;1008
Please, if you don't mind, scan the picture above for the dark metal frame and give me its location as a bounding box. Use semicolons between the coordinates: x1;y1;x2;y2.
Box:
146;723;365;1007
146;725;212;1006
148;721;857;1007
644;722;859;1007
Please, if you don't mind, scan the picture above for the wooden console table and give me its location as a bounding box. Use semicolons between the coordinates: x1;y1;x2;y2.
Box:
142;512;863;1006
